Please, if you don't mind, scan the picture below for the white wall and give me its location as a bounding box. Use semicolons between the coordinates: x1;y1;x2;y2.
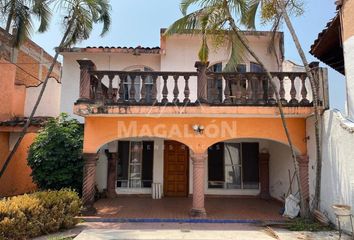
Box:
268;140;299;201
318;110;354;232
96;145;108;192
24;78;61;117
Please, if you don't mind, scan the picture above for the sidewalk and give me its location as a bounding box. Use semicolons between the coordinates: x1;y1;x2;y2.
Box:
34;222;352;240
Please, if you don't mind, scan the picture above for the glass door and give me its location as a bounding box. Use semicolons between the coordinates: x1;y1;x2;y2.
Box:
129;141;142;188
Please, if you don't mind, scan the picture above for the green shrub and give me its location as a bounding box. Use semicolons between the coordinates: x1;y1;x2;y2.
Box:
28;113;84;194
0;189;81;240
286;218;332;232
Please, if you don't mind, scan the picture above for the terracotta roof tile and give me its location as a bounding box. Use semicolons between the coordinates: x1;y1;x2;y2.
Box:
0;117;51;127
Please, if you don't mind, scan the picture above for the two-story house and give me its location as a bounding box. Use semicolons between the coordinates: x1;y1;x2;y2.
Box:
59;29;328;217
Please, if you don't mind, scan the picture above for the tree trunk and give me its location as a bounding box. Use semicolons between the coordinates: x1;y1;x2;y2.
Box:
277;0;322;213
0;21;74;179
223;2;307;217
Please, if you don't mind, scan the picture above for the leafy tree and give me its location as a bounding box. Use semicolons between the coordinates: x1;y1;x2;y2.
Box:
28;113;84;192
0;0;52;47
166;0;306;215
0;0;111;180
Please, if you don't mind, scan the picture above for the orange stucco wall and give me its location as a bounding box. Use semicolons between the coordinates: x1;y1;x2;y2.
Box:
0;133;37;197
342;0;354;41
0;59;16;121
12;85;26;117
83;116;307;155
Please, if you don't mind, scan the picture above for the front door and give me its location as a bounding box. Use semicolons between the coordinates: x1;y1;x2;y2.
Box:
164;141;189;197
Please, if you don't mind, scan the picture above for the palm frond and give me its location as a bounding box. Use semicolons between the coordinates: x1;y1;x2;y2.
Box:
241;0;260;29
198;35;209;63
180;0;200;15
13;2;33;47
60;0;111;48
224;30;246;72
32;0;52;32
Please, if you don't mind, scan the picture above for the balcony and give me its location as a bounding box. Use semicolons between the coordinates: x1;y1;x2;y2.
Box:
74;60;328;117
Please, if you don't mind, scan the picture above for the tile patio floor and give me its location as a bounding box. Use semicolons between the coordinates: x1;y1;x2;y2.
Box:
90;197;285;221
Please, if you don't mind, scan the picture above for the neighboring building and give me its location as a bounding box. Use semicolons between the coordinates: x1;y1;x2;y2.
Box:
310;0;354;233
59;29;329;217
0;28;61;197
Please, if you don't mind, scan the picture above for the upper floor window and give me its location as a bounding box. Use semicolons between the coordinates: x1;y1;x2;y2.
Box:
250;62;264;72
236;64;247;73
124;67;153;103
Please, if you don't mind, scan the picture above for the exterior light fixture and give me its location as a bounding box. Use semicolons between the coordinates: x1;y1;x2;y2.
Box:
192;124;204;134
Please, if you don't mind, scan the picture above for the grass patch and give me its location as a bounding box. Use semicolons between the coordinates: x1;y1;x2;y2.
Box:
286;218;333;232
48;237;75;240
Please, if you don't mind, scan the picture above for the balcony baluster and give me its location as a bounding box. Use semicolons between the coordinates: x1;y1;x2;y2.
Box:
129;74;137;103
223;76;232;105
279;75;287;105
300;74;310;106
289;74;299;106
246;75;255;105
152;75;158;104
107;74;115;104
140;75;147;104
173;75;180;103
161;75;169;104
183;75;191;104
256;75;265;105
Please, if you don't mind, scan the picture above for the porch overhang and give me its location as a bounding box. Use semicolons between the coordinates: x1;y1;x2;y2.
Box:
310;14;344;74
82;116;307;155
74;104;316;118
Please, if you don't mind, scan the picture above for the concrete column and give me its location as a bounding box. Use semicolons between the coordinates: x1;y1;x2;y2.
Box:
82;153;98;214
259;152;270;199
105;150;118;198
77;59;96;102
195;61;209;104
190;151;207;218
296;155;310;202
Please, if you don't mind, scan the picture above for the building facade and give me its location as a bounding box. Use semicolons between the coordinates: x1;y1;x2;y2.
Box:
60;30;328;216
0;28;61;196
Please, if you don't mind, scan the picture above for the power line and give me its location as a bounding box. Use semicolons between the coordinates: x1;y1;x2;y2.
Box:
2;61;61;88
0;61;58;65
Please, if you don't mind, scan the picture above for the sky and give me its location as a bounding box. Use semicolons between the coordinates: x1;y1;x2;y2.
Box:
30;0;346;112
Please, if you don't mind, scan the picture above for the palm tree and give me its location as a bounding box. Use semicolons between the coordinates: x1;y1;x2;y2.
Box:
0;0;52;47
165;0;308;216
246;0;322;214
0;0;111;179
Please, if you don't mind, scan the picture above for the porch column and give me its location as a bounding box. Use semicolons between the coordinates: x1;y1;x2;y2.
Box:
195;61;209;103
105;150;118;198
259;152;270;199
296;155;310;204
82;153;98;214
190;152;207;217
77;59;96;102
